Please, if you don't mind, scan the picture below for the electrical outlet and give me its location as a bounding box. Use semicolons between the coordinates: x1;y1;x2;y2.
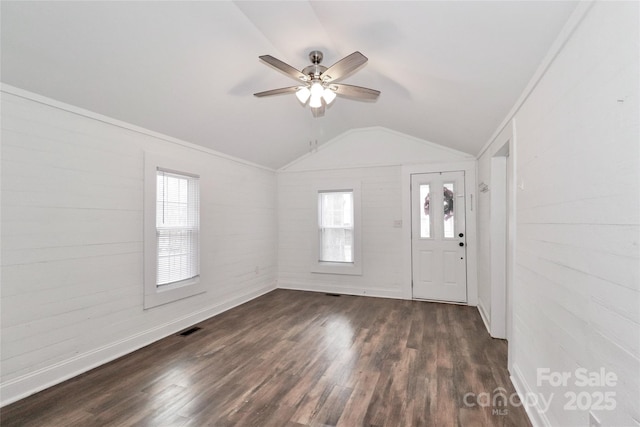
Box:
589;411;601;427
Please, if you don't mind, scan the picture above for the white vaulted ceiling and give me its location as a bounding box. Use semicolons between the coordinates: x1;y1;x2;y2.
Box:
1;1;578;169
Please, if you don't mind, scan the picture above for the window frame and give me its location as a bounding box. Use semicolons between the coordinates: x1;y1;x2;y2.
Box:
311;181;362;276
144;153;205;309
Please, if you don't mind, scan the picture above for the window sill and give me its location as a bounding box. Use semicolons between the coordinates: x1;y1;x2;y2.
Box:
144;277;205;309
157;277;200;292
312;261;362;276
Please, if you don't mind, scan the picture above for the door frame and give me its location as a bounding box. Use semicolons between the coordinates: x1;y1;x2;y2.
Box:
490;152;507;338
401;161;478;305
491;122;517;371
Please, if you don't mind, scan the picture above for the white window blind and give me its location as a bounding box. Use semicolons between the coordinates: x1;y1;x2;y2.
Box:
156;169;200;287
318;191;354;263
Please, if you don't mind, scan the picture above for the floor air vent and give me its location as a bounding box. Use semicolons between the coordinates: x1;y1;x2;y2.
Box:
325;293;341;297
178;327;201;336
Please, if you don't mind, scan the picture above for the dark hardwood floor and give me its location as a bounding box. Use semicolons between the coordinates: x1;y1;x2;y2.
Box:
1;290;531;426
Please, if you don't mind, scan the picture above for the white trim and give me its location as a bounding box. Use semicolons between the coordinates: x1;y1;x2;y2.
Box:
477;299;491;334
0;84;275;172
401;161;478;305
510;363;550;427
277;282;404;300
0;283;276;407
507;119;518;371
280;126;473;171
490;156;507;339
476;0;595;158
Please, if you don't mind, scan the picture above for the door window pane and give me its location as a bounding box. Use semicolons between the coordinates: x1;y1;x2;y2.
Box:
443;183;454;238
420;184;431;238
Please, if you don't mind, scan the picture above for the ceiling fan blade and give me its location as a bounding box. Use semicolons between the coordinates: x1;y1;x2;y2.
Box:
259;55;309;82
331;83;380;101
321;51;368;83
253;86;300;97
311;105;325;118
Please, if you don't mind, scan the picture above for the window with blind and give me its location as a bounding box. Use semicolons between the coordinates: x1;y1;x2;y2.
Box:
318;191;354;263
156;169;200;287
312;182;362;276
144;154;204;309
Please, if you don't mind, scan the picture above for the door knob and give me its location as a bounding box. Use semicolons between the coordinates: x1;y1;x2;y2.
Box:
459;242;464;247
459;233;464;238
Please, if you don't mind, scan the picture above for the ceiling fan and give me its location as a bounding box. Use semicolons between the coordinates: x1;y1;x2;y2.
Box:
254;50;380;117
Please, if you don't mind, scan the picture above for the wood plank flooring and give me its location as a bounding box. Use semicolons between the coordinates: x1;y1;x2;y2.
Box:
1;290;532;426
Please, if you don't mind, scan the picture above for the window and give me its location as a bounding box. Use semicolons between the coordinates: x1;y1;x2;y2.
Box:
420;183;455;239
312;182;362;275
156;169;200;286
420;184;431;238
144;153;204;309
318;191;353;263
443;182;455;238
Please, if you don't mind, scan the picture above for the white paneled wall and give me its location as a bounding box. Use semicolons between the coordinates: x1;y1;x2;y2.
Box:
278;166;405;298
282;127;472;172
0;89;277;405
478;2;639;426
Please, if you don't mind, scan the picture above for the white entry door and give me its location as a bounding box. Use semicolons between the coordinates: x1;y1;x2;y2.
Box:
411;171;467;302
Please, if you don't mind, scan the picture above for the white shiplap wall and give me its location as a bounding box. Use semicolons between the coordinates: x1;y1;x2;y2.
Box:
477;2;639;426
278;166;405;298
0;88;277;405
282;127;472;172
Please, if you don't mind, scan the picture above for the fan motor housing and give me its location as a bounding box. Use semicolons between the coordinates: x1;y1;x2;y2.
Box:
302;64;327;79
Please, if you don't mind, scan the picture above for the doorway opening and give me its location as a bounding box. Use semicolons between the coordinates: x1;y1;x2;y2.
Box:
490;141;514;348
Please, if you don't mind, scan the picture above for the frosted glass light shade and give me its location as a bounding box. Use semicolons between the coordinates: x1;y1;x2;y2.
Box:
322;88;336;104
310;82;324;98
295;87;310;104
309;94;322;108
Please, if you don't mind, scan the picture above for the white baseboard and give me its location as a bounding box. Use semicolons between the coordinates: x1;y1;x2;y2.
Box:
510;362;551;427
277;282;406;300
0;283;276;407
478;299;491;334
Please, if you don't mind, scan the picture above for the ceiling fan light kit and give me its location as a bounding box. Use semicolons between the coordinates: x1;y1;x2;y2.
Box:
254;50;380;117
322;87;337;104
295;87;311;103
309;93;323;109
